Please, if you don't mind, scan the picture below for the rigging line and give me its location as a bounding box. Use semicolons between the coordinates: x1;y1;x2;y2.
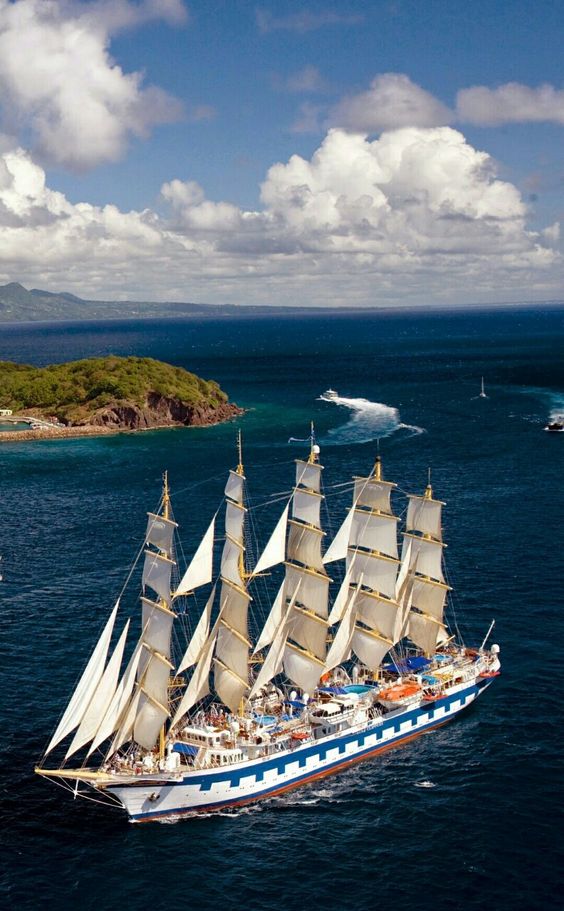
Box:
168;455;300;503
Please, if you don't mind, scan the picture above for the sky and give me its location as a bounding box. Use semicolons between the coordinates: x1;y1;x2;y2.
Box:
0;0;563;309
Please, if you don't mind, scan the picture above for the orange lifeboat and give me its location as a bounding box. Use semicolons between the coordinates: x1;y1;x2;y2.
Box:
379;683;421;703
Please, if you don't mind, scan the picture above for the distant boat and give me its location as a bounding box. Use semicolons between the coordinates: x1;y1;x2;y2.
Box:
321;389;338;400
478;377;487;398
544;417;564;432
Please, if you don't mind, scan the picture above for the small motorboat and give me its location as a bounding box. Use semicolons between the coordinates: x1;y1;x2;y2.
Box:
544;417;564;432
321;388;338;399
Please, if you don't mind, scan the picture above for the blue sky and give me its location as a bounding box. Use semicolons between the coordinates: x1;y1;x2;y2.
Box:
0;0;562;307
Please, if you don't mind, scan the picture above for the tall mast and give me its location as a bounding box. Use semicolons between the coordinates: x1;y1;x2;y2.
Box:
280;426;330;693
328;455;402;673
400;476;450;655
212;432;253;713
131;471;177;751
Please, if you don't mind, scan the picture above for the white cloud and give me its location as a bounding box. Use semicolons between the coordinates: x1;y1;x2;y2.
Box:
456;82;564;126
0;130;560;308
329;73;453;133
0;0;186;170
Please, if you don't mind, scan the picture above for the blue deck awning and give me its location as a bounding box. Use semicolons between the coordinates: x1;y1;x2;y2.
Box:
172;743;198;756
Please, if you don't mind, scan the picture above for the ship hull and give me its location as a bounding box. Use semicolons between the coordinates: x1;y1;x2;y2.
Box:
105;680;491;822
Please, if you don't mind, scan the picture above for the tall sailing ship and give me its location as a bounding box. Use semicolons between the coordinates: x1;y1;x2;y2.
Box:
36;432;501;823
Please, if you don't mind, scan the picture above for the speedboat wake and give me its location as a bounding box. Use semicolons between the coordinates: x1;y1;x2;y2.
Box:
318;391;424;445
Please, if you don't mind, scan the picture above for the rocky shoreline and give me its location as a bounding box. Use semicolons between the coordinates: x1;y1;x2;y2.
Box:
0;399;243;443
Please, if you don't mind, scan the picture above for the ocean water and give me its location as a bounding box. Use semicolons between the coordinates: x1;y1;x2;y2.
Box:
1;308;563;910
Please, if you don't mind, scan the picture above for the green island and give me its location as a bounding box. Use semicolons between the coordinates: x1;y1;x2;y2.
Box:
0;356;242;439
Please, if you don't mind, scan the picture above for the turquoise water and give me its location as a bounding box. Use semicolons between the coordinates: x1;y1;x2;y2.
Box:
1;308;563;910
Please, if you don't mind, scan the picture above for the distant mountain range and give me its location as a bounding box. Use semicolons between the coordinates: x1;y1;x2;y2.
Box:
0;282;274;322
0;282;562;323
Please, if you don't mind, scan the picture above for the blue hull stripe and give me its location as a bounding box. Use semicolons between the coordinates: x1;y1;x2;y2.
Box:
124;683;485;822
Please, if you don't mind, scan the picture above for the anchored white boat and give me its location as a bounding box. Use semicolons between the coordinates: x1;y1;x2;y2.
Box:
36;432;500;822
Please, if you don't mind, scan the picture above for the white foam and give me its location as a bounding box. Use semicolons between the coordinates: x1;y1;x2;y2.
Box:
319;392;424;445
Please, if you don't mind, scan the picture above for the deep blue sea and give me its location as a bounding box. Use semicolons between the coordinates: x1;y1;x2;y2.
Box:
1;308;563;910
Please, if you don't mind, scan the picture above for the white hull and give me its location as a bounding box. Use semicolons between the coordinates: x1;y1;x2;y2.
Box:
103;679;490;822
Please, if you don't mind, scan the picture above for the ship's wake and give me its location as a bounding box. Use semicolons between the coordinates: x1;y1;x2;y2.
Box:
318;392;424;445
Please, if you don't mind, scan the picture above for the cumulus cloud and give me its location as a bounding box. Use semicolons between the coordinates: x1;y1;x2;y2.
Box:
256;7;363;34
0;129;560;307
329;73;453;133
456;82;564;126
0;0;186;170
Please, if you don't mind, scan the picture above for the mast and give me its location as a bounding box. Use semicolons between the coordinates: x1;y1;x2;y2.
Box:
131;471;177;751
280;426;331;693
212;432;253;713
332;455;403;672
401;478;450;656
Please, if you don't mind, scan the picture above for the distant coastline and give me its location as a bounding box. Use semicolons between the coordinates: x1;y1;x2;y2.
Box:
0;281;563;324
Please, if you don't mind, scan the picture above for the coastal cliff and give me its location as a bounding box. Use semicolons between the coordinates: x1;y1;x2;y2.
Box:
0;356;243;438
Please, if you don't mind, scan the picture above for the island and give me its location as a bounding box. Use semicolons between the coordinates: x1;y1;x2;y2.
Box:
0;355;243;441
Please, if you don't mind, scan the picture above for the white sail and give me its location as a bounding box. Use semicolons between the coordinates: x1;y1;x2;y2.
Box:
140;650;173;708
175;514;215;596
145;513;177;554
406;495;443;540
395;535;412;599
355;591;401;643
285;564;330;618
354;477;395;513
142;551;174;605
45;601;119;755
350;510;398;558
325;587;360;670
176;584;216;673
253;580;285;654
219;580;250;638
287;521;324;571
170;626;218;728
134;692;169;751
252;504;289;576
65;620;130;759
292;488;322;528
213;659;249;714
322;508;354;564
225;501;246;542
109;687;141;756
402;534;445;582
410;577;449;621
249;584;302;694
283;641;325;692
220;536;245;588
328;566;352;624
88;638;144;755
289;607;328;659
347;548;398;598
216;624;250;681
351;626;392;670
141;598;175;658
408;611;447;656
249;622;289;698
295;460;322;492
225;470;244;504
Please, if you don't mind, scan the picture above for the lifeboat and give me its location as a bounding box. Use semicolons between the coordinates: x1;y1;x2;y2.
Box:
378;682;422;709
